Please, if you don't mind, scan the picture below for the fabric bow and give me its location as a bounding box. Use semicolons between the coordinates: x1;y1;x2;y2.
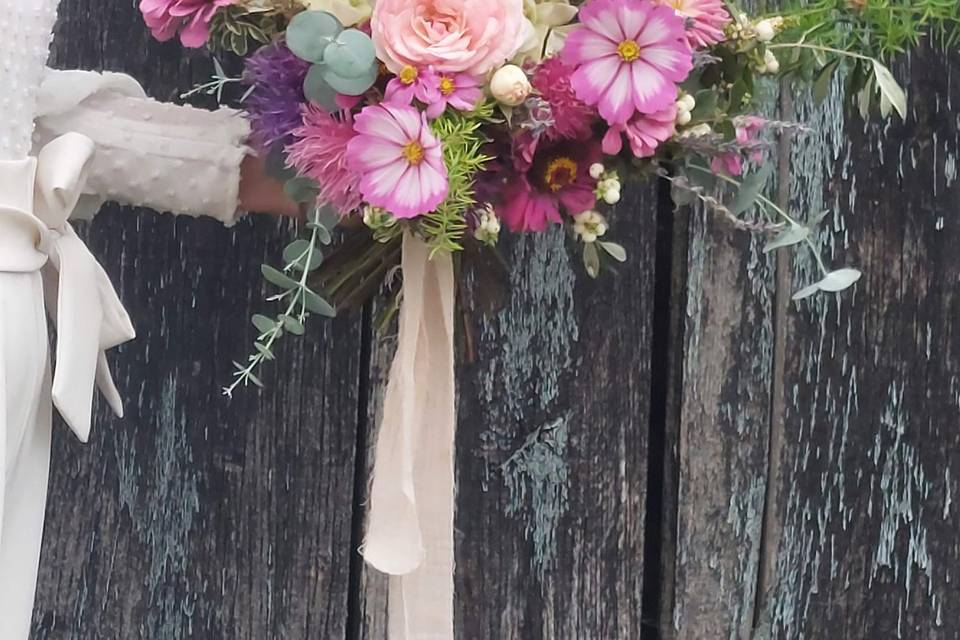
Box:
0;132;135;442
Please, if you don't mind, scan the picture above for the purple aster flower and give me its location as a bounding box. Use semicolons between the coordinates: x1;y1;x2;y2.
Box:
243;41;311;151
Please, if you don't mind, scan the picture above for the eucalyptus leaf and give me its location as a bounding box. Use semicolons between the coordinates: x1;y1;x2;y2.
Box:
285;239;324;271
818;268;862;292
261;264;300;289
729;165;772;216
813;58;840;103
312;203;340;230
583;242;600;278
283;176;318;204
323;29;377;79
599;241;627;262
304;64;340;111
281;315;306;335
763;224;810;253
872;60;907;119
254;343;275;360
303;289;337;316
321;63;378;96
313;223;333;245
252;314;277;334
264;145;296;182
286;11;342;63
247;372;265;388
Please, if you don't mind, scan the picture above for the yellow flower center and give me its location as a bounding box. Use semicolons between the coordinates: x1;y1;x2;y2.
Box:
617;40;641;62
439;77;456;96
399;65;418;85
403;141;425;165
544;156;578;192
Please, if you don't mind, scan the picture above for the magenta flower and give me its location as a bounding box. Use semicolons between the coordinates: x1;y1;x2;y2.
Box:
346;104;449;218
426;72;483;119
139;0;233;48
287;106;364;215
531;57;596;141
499;139;600;232
710;116;768;176
385;66;440;106
602;105;677;157
561;0;692;125
654;0;731;50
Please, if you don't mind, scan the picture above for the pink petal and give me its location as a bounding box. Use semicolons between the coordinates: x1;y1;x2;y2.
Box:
642;45;693;81
571;55;621;105
563;28;619;65
617;2;650;41
602;127;624;155
629;60;674;113
597;66;636;124
578;2;625;43
354;106;408;145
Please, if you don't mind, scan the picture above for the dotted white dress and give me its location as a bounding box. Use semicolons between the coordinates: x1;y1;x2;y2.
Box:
0;4;249;638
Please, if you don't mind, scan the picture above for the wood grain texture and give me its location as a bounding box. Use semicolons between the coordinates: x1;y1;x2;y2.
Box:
34;3;364;638
451;184;657;639
760;48;960;639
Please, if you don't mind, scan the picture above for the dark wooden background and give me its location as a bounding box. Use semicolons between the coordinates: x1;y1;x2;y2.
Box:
34;1;960;638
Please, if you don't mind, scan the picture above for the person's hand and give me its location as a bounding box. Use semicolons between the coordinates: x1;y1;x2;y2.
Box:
238;155;302;218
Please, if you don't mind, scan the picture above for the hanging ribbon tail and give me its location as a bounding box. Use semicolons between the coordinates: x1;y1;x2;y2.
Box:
362;232;457;640
33;133;136;442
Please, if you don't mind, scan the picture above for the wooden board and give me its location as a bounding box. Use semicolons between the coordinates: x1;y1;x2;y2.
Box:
760;47;960;639
33;3;365;638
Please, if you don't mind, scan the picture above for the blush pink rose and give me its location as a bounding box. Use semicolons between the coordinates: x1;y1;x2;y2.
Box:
371;0;528;76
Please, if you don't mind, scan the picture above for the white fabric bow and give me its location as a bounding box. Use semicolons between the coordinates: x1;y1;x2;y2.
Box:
0;132;135;442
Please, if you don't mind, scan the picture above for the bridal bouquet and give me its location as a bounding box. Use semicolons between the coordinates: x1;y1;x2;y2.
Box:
139;0;959;391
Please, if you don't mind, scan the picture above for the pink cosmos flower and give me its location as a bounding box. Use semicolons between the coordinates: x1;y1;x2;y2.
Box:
499;139;600;232
426;72;483;119
371;0;527;76
654;0;731;50
139;0;233;48
602;105;677;157
346;104;449;218
710;115;767;176
561;0;693;125
385;66;440;106
286;106;363;215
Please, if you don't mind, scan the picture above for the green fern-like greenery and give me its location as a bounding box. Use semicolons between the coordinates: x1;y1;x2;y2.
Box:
777;0;960;61
420;102;495;254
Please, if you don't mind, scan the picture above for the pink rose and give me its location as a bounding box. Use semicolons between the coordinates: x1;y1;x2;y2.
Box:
371;0;528;76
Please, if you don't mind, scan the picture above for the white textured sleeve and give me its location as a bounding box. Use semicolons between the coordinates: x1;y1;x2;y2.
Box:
34;69;251;225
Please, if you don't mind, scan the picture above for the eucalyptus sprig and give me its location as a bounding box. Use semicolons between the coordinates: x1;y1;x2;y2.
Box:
223;204;338;397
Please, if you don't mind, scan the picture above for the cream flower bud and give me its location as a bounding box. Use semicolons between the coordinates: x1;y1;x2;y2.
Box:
589;163;606;180
764;50;780;74
489;65;532;106
676;110;692;126
603;188;621;205
754;18;780;42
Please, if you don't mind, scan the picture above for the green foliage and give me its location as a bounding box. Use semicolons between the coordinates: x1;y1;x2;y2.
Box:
287;12;380;101
224;204;338;397
778;0;960;62
420;103;495;254
208;5;286;56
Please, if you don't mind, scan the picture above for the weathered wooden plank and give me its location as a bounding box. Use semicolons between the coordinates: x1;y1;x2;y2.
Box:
33;3;364;637
760;47;960;638
449;186;656;638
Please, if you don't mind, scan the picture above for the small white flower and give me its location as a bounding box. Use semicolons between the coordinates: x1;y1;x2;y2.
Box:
489;65;532;106
474;206;502;245
677;93;696;113
573;210;608;243
603;188;621;205
754;20;776;42
589;163;606;180
676;110;692;126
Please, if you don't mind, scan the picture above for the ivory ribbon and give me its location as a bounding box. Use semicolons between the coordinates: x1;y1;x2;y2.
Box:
0;132;135;638
362;232;457;640
0;132;135;442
